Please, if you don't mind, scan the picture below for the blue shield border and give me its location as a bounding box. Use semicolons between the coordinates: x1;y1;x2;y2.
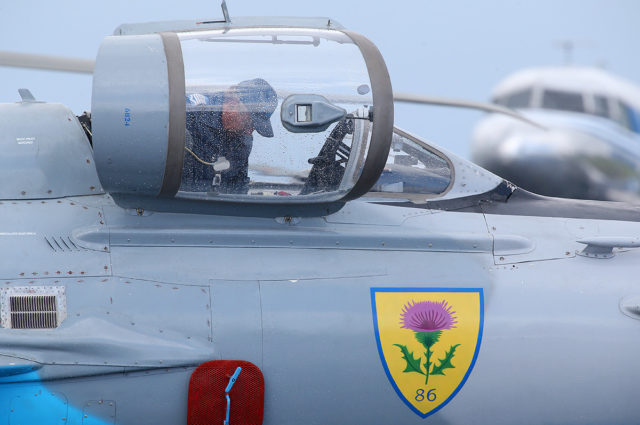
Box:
370;287;484;419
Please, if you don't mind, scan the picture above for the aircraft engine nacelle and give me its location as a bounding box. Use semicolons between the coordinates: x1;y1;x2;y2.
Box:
91;23;393;214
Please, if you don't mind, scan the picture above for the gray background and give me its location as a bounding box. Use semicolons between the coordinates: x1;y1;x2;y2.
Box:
1;0;638;159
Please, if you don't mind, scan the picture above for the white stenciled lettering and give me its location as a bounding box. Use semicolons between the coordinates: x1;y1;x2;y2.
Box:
16;137;35;145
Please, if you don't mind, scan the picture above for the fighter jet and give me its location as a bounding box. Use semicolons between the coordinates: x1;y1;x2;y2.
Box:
0;10;639;425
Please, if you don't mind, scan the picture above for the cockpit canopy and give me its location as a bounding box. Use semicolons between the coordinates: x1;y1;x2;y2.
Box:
91;25;393;210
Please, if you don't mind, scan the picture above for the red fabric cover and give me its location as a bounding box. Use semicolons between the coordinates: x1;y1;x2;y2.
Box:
188;360;264;425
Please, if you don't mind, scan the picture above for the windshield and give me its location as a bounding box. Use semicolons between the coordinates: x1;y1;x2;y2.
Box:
367;129;452;197
541;89;585;113
494;88;532;109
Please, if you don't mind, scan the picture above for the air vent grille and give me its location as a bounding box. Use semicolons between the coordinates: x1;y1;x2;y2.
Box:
44;236;83;252
10;295;57;329
0;286;66;329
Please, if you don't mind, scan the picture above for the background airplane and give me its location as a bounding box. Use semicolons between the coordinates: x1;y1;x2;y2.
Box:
471;66;640;202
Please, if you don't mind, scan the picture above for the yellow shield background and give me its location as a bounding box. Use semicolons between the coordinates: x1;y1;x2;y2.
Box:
371;288;483;418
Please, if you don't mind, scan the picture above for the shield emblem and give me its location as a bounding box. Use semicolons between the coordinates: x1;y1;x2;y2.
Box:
371;288;484;418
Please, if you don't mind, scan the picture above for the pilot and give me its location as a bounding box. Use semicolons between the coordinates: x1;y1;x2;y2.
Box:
182;78;278;194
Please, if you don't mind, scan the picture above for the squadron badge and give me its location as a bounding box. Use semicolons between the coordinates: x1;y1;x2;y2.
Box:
371;288;484;418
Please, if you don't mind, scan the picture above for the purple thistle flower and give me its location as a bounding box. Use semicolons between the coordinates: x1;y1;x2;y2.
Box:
400;300;458;332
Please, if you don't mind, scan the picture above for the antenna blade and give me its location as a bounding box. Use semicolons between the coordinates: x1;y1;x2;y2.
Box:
393;92;546;130
18;88;37;102
0;50;94;74
221;0;230;23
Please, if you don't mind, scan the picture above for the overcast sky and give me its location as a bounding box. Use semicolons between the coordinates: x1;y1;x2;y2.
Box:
1;0;638;158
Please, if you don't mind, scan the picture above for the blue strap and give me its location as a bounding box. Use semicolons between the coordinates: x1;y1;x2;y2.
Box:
223;367;242;425
225;367;242;393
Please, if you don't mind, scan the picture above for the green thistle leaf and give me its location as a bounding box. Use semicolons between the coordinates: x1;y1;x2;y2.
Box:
393;344;425;375
415;331;442;349
431;344;461;376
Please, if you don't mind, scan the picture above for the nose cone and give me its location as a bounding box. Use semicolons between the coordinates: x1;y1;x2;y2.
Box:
478;138;592;199
471;114;613;200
